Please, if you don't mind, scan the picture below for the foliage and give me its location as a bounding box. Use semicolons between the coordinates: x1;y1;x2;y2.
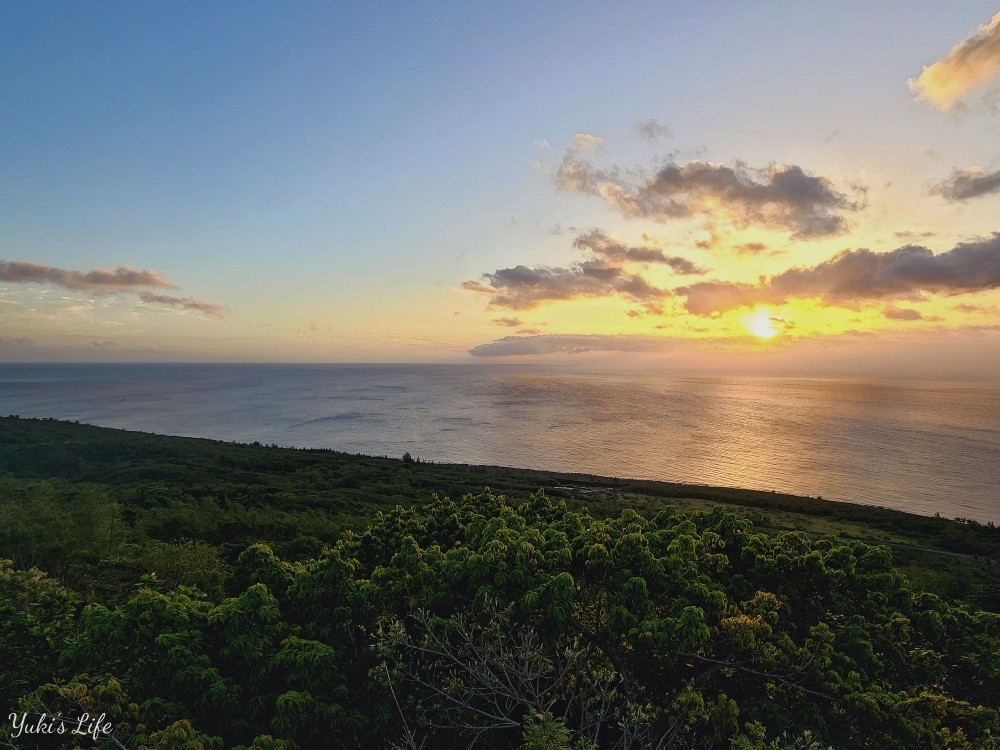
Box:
3;489;997;749
1;418;999;748
1;417;997;608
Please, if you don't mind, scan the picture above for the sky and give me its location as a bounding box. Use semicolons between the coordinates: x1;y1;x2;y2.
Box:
2;1;1000;377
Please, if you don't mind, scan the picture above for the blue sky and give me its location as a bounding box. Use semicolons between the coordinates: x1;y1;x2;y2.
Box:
2;1;1000;375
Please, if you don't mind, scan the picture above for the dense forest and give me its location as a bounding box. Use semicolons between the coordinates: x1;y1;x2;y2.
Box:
1;417;998;749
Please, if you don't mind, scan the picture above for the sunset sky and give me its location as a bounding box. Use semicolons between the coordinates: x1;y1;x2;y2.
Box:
2;2;1000;377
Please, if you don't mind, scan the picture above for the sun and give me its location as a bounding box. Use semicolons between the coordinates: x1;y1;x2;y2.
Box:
743;309;780;339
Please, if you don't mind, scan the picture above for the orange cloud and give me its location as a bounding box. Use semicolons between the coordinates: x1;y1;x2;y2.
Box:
908;11;1000;110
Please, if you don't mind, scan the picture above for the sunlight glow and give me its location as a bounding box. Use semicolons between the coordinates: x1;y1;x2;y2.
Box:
744;309;780;339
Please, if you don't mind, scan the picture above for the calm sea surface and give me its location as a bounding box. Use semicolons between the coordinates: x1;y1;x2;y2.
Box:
0;363;997;522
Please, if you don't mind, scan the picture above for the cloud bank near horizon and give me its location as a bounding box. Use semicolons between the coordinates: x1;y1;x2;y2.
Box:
467;327;1000;381
469;333;681;357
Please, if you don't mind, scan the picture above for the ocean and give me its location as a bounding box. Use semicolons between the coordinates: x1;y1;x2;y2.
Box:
0;363;998;523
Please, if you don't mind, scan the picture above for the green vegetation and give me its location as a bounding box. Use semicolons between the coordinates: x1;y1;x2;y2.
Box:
1;416;998;748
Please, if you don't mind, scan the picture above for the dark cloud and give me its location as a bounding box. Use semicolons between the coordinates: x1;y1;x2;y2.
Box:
464;230;693;311
908;11;1000;110
493;317;523;327
694;232;717;250
635;118;673;141
138;292;225;318
884;307;924;321
954;302;997;313
931;167;1000;201
769;316;795;333
734;242;768;255
556;154;863;239
771;235;1000;299
469;334;678;357
676;233;1000;315
0;259;175;292
573;230;706;274
463;259;668;311
676;281;772;316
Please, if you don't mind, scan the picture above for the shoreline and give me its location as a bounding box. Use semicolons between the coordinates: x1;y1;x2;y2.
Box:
3;414;995;530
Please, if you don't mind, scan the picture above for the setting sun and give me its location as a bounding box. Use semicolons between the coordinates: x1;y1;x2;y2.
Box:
744;309;780;339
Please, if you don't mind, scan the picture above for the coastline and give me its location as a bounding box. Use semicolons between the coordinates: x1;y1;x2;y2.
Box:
2;415;996;560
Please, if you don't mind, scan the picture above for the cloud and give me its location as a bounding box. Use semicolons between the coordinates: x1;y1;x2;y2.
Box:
572;132;603;151
677;281;773;316
556;154;862;239
572;230;706;274
908;11;1000;110
676;233;1000;314
635;118;673;141
768;316;795;333
931;166;1000;200
493;317;524;327
0;259;175;292
463;259;668;311
884;307;924;321
138;292;225;318
469;333;678;357
734;242;769;255
954;302;997;313
464;230;704;311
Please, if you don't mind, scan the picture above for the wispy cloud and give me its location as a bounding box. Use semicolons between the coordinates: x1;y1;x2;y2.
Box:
908;11;1000;110
676;233;1000;315
463;260;668;311
138;292;225;318
464;230;704;312
931;166;1000;200
0;258;225;321
493;317;524;327
573;230;706;274
733;242;769;255
953;302;997;313
635;118;672;142
0;259;174;292
469;333;678;357
556;152;863;239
